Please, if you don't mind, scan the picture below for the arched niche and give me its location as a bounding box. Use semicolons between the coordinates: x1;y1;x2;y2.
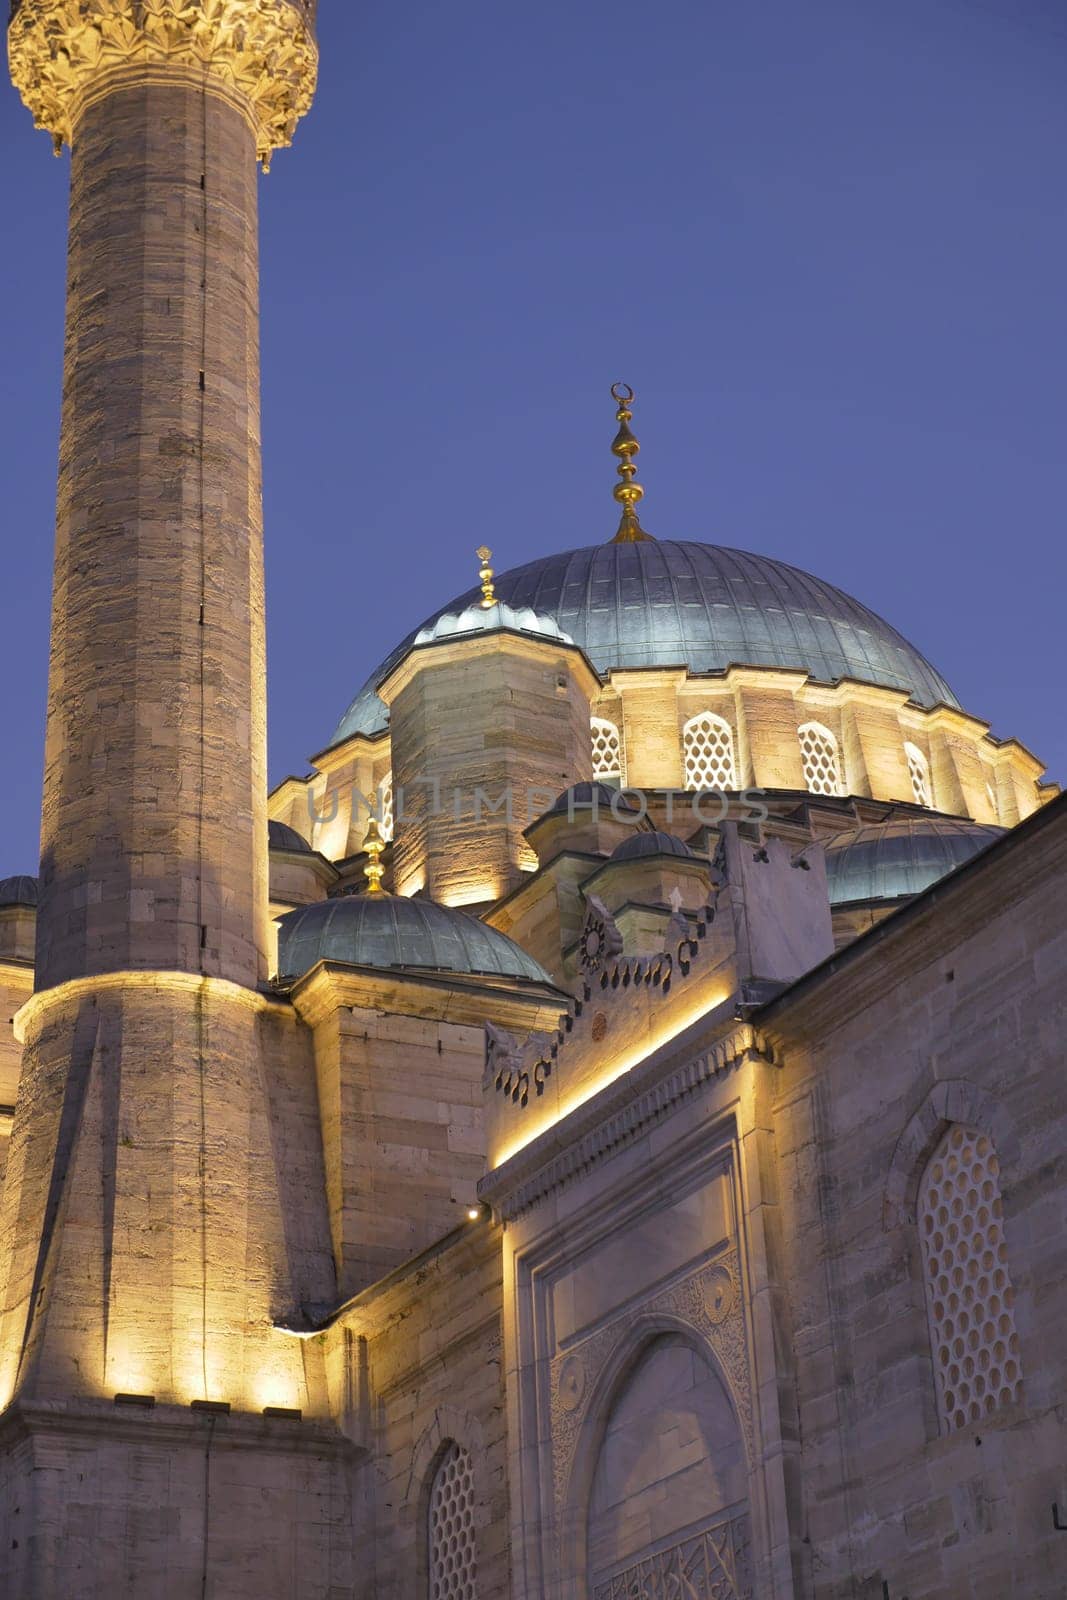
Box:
584;1331;752;1598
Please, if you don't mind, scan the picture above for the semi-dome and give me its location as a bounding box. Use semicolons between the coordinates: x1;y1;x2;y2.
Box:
611;829;695;861
824;817;1003;907
276;894;551;984
268;819;314;855
0;875;38;908
331;541;958;744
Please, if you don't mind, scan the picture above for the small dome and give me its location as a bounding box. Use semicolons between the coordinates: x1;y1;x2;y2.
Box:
269;819;314;855
0;875;38;908
611;829;695;862
276;894;551;984
548;781;631;815
824;817;1003;907
414;599;574;647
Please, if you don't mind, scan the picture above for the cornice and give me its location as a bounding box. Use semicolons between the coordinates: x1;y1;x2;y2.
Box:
479;1006;775;1221
376;626;601;709
8;0;318;159
286;958;567;1034
14;968;290;1044
0;1396;352;1459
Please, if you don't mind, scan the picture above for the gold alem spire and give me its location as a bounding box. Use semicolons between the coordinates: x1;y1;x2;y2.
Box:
477;545;497;608
363;815;386;894
609;382;654;543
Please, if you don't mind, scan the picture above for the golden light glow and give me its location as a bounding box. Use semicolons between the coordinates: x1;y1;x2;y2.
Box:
441;882;503;909
14;968;285;1044
492;981;732;1168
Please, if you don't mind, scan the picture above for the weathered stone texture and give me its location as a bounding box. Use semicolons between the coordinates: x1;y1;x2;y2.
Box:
39;76;269;989
764;801;1067;1599
0;1405;353;1600
335;1223;511;1600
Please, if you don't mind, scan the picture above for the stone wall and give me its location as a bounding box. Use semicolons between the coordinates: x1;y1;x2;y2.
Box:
326;1222;511;1600
762;794;1067;1598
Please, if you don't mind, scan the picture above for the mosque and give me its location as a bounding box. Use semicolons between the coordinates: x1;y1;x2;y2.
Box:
1;3;1065;1599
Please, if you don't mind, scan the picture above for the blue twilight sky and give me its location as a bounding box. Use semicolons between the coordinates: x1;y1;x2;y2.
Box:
1;0;1065;873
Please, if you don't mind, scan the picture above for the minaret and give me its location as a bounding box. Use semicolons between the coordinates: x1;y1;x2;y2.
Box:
0;0;322;1491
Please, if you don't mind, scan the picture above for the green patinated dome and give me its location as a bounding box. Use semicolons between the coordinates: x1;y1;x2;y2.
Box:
824;816;1003;907
276;893;551;984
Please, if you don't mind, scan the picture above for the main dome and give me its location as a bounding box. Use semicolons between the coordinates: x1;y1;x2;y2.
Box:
331;541;958;745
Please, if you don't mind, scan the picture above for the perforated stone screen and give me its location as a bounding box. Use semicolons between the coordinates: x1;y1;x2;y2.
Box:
919;1124;1023;1434
591;718;624;783
905;742;933;808
683;713;737;791
428;1443;477;1600
798;722;843;797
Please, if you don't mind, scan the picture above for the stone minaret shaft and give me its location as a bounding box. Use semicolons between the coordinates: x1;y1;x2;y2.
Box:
0;2;319;1411
43;74;268;988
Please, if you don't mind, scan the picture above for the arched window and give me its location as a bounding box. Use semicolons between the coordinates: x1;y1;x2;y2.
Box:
918;1124;1023;1434
377;773;394;842
683;712;737;791
428;1442;477;1600
590;717;624;785
905;741;932;808
798;721;844;797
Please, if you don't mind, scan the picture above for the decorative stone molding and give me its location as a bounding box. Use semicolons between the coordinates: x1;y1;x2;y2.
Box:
550;1253;754;1518
592;1511;753;1600
482;1022;774;1220
8;0;318;159
883;1078;1019;1230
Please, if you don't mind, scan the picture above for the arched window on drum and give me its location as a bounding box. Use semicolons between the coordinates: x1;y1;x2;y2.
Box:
797;721;844;797
683;712;737;791
590;718;625;786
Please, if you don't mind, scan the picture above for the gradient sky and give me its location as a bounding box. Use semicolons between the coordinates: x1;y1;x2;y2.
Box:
1;0;1064;873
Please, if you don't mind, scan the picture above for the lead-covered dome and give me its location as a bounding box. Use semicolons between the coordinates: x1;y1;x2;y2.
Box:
824;817;1003;907
276;894;551;985
332;541;958;745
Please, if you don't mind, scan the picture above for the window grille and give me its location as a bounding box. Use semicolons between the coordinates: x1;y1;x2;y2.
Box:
428;1443;477;1600
591;718;624;784
683;712;737;791
905;741;932;808
918;1124;1023;1434
797;722;843;797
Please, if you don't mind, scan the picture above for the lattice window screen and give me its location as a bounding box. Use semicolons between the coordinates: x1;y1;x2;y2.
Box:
428;1443;477;1600
683;713;737;791
918;1124;1023;1434
905;742;932;808
591;718;624;783
797;722;844;797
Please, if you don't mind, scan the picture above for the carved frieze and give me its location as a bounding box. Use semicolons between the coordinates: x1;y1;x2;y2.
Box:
549;1250;753;1518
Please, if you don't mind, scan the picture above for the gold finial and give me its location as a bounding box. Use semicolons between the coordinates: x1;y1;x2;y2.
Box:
363;816;386;895
477;546;497;609
609;383;654;543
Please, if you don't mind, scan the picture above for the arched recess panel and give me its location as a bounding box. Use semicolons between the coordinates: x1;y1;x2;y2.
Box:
586;1333;752;1598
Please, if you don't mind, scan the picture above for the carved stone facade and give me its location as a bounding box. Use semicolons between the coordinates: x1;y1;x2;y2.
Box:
2;4;1066;1597
9;0;318;157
